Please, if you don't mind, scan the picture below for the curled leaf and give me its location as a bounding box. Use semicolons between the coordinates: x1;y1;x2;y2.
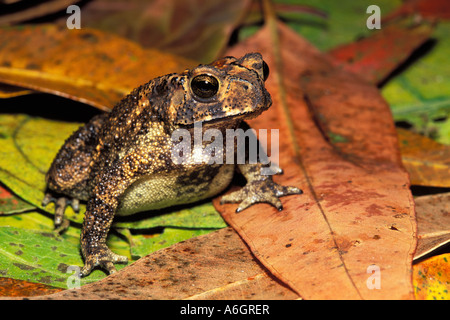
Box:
414;192;450;260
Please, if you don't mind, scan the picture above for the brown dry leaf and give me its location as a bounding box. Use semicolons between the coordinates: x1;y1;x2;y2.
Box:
0;24;197;111
0;0;81;26
397;128;450;188
213;16;416;299
64;0;252;63
0;277;63;297
414;192;450;260
25;228;299;300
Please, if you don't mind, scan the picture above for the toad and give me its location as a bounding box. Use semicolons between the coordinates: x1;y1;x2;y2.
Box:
43;53;302;276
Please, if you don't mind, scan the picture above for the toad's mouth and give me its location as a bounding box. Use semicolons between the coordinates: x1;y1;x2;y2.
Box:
177;104;270;129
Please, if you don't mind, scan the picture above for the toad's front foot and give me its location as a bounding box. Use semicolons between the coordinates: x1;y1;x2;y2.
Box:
220;179;302;213
80;245;128;277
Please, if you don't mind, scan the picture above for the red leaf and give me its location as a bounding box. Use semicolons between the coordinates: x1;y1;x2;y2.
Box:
383;0;450;22
328;21;433;85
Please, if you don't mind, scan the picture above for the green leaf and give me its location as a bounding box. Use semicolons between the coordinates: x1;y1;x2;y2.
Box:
130;228;214;259
0;226;127;288
382;22;450;145
0;210;133;287
0;210;223;287
0;113;84;223
115;202;227;230
1;211;57;232
240;0;402;51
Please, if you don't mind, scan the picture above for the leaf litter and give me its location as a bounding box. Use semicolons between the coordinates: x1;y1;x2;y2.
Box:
0;0;449;299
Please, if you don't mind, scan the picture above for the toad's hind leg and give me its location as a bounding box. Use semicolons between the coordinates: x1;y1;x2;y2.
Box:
43;113;107;230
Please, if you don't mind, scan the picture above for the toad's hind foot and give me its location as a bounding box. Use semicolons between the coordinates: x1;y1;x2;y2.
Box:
42;193;80;233
220;179;302;213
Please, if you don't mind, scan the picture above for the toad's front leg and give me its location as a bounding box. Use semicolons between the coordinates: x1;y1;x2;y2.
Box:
220;122;302;212
220;161;302;213
79;166;137;277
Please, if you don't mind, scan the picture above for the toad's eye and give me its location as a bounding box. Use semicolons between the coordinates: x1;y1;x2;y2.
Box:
262;61;269;81
191;75;219;99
